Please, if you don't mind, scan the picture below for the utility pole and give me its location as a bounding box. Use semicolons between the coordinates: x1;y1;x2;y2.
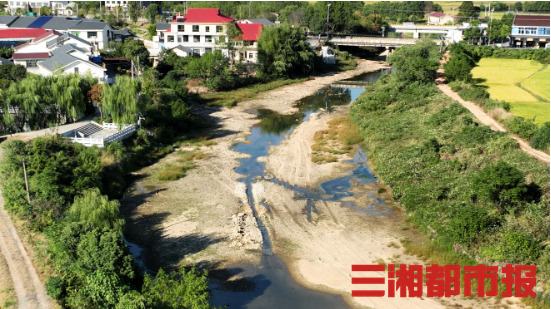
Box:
131;59;134;78
22;159;30;204
326;3;331;37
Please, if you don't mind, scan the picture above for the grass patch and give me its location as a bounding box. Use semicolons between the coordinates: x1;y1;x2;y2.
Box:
196;78;308;107
156;150;206;181
311;116;362;164
472;58;550;122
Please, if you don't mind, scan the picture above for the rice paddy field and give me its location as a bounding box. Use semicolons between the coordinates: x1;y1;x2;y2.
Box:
471;58;550;125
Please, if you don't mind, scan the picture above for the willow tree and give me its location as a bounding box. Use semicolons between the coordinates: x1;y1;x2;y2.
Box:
51;74;86;123
101;76;146;125
68;188;125;235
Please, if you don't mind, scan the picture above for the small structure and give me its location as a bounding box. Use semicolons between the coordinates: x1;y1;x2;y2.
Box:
427;12;457;25
61;121;136;147
320;46;335;64
510;15;550;48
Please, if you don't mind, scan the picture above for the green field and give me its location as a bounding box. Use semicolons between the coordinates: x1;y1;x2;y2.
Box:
472;58;550;124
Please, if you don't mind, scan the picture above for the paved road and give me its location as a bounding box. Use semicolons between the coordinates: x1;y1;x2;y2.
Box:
436;52;550;165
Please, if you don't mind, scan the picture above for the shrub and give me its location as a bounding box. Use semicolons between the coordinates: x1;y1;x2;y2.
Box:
446;204;498;245
46;277;65;300
471;161;528;213
505;117;539;140
530;122;550;150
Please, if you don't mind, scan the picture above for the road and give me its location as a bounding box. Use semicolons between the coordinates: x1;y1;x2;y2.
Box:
436;52;550;165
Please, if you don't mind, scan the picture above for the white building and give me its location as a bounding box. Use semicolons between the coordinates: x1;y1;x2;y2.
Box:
105;1;128;10
7;1;50;13
154;8;235;57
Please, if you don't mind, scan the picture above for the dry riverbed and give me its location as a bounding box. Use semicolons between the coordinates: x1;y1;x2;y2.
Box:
121;59;525;309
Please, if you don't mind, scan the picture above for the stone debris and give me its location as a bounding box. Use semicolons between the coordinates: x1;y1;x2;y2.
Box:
229;212;262;250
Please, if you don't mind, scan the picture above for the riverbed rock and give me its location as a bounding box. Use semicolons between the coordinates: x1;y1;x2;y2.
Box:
229;212;262;250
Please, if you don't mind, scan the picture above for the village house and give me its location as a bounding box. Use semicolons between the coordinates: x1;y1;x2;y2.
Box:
510;15;550;48
1;16;114;50
427;12;457;25
154;8;235;57
154;8;263;63
11;29;106;80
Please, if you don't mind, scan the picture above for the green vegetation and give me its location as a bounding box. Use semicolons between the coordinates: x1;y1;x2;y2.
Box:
311;116;363;164
258;25;316;79
445;42;550;150
0;73;96;134
351;40;549;306
0;135;214;308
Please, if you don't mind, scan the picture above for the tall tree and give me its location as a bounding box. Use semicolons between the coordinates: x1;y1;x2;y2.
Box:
257;24;316;78
388;39;441;84
127;1;141;23
458;1;480;22
145;4;159;24
101;76;147;125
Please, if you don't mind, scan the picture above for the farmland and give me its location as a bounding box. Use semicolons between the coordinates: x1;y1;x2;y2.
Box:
472;58;550;124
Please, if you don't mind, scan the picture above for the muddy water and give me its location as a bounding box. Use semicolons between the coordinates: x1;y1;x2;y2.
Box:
210;70;390;308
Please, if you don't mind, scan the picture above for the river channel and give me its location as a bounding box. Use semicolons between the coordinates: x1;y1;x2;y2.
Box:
210;70;392;308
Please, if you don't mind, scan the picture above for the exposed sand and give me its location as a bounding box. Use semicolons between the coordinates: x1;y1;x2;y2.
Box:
264;107;352;188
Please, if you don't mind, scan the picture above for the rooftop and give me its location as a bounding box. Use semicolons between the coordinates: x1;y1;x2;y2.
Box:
174;8;235;24
12;52;50;60
428;12;447;18
0;28;48;39
235;23;263;41
513;15;550;27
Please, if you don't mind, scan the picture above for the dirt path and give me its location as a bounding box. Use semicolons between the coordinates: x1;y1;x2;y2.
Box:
436;52;550;165
0;194;53;309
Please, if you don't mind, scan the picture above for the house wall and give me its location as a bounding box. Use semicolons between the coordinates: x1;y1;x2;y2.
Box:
64;61;106;80
157;23;228;56
67;27;110;49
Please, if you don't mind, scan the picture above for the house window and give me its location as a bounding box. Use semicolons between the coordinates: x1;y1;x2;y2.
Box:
192;25;199;32
249;53;254;59
87;31;97;38
526;27;537;35
183;35;189;42
216;26;223;33
192;49;200;57
205;26;210;32
193;35;200;43
74;67;79;74
26;60;38;67
539;27;551;35
178;25;185;32
205;35;212;43
512;27;519;35
167;35;174;42
205;48;212;53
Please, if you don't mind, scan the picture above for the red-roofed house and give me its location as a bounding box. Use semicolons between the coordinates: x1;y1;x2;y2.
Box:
154;8;236;56
427;12;457;25
0;28;48;47
231;23;263;63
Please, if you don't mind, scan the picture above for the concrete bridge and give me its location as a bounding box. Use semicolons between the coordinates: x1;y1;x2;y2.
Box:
388;23;488;42
328;35;442;48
